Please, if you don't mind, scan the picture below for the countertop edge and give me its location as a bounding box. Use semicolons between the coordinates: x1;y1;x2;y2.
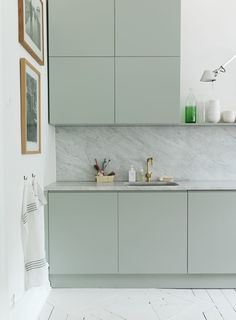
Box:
45;181;236;192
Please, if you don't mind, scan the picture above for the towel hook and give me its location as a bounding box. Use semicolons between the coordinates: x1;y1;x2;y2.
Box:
24;176;27;181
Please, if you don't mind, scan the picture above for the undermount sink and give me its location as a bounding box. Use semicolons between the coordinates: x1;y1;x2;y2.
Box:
126;181;179;186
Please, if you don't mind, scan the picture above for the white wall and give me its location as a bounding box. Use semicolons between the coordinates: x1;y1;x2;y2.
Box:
0;0;9;318
1;0;56;317
181;0;236;113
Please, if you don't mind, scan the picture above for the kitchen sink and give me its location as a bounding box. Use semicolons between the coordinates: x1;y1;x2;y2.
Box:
126;181;179;186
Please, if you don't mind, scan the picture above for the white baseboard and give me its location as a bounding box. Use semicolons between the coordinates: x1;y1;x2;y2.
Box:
9;286;51;320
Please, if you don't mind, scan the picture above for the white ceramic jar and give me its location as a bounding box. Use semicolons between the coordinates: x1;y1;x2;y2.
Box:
206;100;221;123
222;110;236;123
207;99;220;112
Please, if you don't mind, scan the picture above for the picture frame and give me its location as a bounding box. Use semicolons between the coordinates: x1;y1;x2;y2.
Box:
20;58;41;154
18;0;44;65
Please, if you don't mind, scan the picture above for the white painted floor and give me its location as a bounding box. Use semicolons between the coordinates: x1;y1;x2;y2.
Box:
39;289;236;320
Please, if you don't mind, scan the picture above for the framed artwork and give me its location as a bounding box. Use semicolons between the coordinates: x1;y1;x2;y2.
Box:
18;0;44;65
20;58;41;154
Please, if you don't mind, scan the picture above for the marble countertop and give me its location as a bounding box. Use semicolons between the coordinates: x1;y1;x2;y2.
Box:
45;180;236;192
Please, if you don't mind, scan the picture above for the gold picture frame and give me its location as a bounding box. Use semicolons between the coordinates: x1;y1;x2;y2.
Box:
20;58;41;154
18;0;44;65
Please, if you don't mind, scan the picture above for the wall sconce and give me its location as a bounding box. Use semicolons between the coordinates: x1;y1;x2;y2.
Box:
200;54;236;82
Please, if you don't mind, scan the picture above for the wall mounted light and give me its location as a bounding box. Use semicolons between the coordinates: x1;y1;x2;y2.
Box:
200;54;236;82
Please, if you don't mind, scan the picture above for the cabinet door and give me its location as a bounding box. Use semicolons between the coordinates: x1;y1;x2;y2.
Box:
116;57;180;124
119;192;187;273
116;0;180;56
49;0;114;56
49;192;118;274
188;191;236;274
49;57;114;125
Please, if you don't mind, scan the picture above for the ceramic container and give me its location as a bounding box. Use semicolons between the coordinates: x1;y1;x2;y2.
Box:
222;110;236;123
206;111;221;123
206;100;221;123
207;100;220;112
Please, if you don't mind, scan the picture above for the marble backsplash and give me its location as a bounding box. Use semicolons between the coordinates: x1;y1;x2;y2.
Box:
56;126;236;181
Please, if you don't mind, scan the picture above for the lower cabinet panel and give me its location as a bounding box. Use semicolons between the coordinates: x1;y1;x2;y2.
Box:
188;191;236;274
47;190;236;286
49;192;118;274
118;192;187;274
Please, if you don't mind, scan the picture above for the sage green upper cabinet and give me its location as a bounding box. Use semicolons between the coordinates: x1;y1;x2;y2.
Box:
115;0;180;56
188;191;236;274
49;192;118;274
48;0;181;125
49;0;114;56
116;58;180;124
49;57;114;125
119;192;187;274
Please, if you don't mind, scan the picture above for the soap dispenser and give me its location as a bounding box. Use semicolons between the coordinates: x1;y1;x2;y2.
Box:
128;165;136;182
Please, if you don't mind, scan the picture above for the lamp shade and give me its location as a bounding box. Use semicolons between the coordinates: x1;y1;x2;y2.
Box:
200;70;217;82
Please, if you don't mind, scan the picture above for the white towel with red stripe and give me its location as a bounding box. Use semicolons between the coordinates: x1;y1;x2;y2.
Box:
21;179;49;290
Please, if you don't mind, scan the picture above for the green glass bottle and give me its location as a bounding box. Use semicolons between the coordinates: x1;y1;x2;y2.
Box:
185;89;197;123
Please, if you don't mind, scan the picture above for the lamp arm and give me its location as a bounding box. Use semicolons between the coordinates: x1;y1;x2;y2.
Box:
222;54;236;68
213;54;236;75
201;54;236;82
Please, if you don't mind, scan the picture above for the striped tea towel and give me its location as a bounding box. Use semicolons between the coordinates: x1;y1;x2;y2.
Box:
32;176;47;206
21;182;49;290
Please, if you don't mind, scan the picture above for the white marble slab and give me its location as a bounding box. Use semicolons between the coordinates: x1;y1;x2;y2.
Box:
56;126;236;182
45;180;236;192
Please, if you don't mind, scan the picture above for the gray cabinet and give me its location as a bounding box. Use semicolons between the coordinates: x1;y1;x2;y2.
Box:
47;190;236;286
48;192;118;274
116;57;180;124
49;57;114;125
188;191;236;274
119;192;187;273
49;0;114;56
48;0;181;125
116;0;180;56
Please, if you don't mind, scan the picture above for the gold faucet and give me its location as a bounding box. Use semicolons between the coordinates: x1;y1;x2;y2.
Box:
145;157;153;182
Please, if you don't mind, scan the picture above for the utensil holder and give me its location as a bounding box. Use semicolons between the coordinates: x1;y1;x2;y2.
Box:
95;175;115;183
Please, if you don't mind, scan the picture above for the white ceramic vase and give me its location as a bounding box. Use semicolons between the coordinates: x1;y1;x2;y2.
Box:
222;110;236;123
206;100;221;123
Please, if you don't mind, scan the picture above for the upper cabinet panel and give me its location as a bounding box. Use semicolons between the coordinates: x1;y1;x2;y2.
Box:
49;0;114;56
116;57;180;124
49;57;114;125
115;0;180;56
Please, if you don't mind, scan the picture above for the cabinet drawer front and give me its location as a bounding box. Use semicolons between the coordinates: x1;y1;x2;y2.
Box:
188;191;236;274
115;58;180;124
119;192;187;274
49;192;118;274
49;0;114;56
116;0;180;56
49;58;114;125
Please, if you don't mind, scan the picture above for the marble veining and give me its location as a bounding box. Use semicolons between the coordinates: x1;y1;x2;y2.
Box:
56;126;236;182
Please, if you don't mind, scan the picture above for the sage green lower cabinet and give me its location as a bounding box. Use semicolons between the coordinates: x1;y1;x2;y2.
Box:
49;57;114;125
48;192;118;274
188;191;236;274
47;190;236;287
118;192;187;274
115;58;180;124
